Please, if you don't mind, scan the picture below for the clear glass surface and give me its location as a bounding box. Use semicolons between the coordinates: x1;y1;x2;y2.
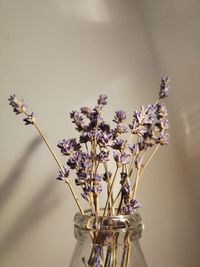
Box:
70;210;148;267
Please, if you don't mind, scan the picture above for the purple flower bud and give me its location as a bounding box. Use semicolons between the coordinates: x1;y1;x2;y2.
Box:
135;157;142;169
96;131;113;147
75;170;90;185
121;152;130;165
67;151;81;169
96;151;109;162
156;118;170;131
70;110;85;131
156;102;168;118
89;245;102;267
8;94;28;115
113;110;127;123
138;141;146;151
79;132;91;143
129;144;138;155
81;185;93;201
156;132;169;145
111;139;125;150
122;183;131;198
99;122;111;133
159;77;170;99
94;183;102;195
58;138;81;155
95;174;103;182
23;112;36;125
80;106;93;117
113;151;130;165
57;165;70;181
98;94;108;106
103;171;112;182
113;151;121;164
115;124;128;134
123;198;141;215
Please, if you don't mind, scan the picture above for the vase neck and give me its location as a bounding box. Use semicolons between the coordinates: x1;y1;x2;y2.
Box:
73;211;143;245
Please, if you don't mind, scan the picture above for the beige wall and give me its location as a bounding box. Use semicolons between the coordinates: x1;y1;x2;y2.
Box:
1;1;200;267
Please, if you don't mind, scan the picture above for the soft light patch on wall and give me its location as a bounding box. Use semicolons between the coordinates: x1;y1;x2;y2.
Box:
57;0;111;23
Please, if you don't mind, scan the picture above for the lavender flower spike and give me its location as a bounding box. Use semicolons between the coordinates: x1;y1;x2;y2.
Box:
98;94;108;106
8;94;28;115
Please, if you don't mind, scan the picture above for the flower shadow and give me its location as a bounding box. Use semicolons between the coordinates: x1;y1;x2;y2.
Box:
0;176;61;257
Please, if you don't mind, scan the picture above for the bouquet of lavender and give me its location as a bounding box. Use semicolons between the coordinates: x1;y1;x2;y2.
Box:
8;77;170;267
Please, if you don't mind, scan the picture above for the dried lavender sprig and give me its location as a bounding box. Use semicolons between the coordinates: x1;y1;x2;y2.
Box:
8;94;84;214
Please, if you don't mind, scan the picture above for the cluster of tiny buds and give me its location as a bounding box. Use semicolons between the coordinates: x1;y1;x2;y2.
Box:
8;94;36;125
56;77;170;214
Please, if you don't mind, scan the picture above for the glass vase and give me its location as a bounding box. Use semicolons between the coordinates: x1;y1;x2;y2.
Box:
69;210;147;267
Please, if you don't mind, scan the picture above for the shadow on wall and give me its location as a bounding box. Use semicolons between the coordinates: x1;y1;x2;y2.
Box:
0;136;42;211
0;137;62;257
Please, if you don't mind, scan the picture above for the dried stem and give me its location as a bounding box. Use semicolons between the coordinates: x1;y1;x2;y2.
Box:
140;143;160;177
32;121;84;214
132;144;160;194
132;168;140;199
103;166;119;217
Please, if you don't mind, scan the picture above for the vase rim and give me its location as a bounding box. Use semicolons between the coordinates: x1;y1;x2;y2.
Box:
74;209;143;233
